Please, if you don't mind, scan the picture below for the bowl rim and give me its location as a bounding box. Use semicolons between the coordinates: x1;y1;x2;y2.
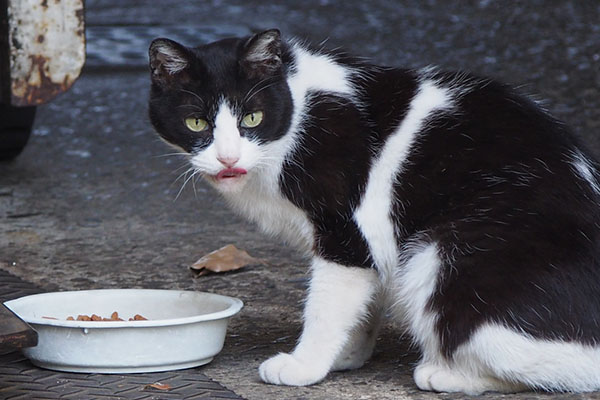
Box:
4;288;243;329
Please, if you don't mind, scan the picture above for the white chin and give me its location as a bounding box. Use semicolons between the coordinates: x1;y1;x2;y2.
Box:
208;175;248;193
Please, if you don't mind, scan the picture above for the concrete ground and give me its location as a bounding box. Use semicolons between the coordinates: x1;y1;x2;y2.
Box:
1;1;599;399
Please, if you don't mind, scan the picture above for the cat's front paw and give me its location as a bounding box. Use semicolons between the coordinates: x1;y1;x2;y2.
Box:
259;353;328;386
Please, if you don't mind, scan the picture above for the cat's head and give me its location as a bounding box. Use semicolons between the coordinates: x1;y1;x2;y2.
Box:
148;29;293;193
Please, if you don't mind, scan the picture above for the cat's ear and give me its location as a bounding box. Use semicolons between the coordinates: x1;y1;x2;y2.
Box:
149;38;191;86
240;29;283;79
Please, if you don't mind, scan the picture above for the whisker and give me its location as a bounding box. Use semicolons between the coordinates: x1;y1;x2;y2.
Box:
191;172;198;198
154;152;190;159
243;78;272;103
171;162;192;174
191;170;205;198
172;166;194;187
245;80;280;103
179;89;205;105
174;168;199;201
176;104;204;111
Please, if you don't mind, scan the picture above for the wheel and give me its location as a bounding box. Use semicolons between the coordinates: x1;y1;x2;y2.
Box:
0;103;36;161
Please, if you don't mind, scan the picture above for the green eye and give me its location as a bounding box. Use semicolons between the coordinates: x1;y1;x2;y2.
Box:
241;111;263;128
185;117;208;132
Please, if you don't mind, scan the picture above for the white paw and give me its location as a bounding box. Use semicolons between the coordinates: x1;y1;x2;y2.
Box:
414;362;522;395
259;353;328;386
414;363;438;391
414;363;481;395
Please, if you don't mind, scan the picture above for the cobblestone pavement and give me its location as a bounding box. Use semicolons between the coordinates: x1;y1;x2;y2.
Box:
1;1;599;399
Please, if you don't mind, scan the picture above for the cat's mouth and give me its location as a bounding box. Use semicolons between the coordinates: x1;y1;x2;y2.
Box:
215;167;248;180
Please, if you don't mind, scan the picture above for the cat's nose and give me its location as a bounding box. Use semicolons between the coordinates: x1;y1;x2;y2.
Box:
217;155;240;168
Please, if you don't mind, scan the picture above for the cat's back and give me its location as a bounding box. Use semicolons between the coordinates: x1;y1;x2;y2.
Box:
356;65;578;153
280;45;600;268
355;66;599;227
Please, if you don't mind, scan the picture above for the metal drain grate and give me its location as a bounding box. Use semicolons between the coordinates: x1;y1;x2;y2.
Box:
0;270;245;400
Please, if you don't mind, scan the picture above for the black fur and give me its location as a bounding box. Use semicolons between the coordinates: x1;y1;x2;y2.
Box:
386;76;600;355
149;34;293;153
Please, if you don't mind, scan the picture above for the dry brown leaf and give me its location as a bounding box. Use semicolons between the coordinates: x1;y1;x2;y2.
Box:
145;382;172;391
190;244;262;275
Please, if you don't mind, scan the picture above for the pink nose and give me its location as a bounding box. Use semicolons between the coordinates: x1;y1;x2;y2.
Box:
217;155;239;168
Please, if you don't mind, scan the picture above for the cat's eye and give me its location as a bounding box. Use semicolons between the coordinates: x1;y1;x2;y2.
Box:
185;117;209;132
241;111;263;128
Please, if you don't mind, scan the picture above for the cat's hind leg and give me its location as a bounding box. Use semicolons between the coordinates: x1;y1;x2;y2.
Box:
259;257;379;386
450;323;600;393
390;242;528;394
416;322;600;394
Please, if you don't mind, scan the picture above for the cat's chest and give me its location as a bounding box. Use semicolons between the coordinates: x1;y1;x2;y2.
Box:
223;175;315;253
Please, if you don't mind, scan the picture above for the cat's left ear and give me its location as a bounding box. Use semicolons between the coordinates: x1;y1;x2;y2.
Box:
240;29;283;79
149;38;191;86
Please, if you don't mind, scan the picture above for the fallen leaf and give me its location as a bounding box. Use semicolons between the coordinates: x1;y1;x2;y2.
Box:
191;244;262;275
145;382;172;391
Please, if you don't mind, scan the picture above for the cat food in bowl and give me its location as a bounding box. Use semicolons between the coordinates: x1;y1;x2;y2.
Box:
4;289;243;373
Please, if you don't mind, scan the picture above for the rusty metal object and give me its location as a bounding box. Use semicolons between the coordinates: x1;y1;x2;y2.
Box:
4;0;85;106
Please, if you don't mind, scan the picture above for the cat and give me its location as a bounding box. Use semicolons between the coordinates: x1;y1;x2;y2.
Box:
148;29;600;394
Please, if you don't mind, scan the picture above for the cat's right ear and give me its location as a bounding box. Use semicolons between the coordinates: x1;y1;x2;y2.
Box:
149;38;191;87
240;29;283;79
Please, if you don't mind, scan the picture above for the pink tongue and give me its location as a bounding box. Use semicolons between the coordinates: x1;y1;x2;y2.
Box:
217;168;247;179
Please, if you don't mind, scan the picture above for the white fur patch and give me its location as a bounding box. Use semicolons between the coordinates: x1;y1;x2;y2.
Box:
452;323;600;392
570;149;600;195
288;45;355;98
190;101;261;186
354;80;453;279
269;43;358;177
392;242;442;358
222;170;315;252
213;102;242;163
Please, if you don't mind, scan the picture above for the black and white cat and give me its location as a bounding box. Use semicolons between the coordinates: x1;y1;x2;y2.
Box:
148;29;600;394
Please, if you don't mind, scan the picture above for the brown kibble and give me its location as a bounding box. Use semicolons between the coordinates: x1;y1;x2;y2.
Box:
128;314;148;321
49;312;147;321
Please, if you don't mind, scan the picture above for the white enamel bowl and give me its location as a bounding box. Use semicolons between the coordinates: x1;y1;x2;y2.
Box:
4;289;243;373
